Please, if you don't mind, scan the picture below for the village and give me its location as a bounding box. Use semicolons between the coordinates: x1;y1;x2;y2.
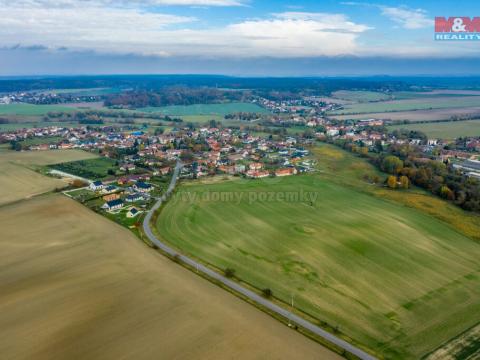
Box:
1;121;321;217
2;104;480;189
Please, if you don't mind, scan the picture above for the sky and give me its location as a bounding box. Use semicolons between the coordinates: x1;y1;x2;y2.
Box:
0;0;479;76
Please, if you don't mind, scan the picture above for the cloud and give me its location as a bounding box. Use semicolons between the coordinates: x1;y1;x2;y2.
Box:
0;0;247;7
147;0;247;5
380;6;433;29
0;6;370;58
342;2;433;29
0;4;196;57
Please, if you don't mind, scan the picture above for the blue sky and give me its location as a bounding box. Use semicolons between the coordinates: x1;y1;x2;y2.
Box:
0;0;479;75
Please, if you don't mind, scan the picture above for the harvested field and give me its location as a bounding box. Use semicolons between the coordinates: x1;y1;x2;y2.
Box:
330;96;480;115
0;195;337;360
332;90;390;102
0;150;97;205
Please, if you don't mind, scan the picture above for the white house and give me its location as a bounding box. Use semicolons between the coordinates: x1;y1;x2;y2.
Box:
126;207;140;218
126;193;144;203
103;199;124;211
90;180;104;191
134;181;153;193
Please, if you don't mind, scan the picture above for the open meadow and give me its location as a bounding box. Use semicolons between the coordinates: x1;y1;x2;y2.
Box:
0;121;82;131
157;144;480;359
49;157;118;180
0;103;80;116
0;150;97;206
0;193;338;360
388;120;480;139
329;107;480;122
330;96;480;115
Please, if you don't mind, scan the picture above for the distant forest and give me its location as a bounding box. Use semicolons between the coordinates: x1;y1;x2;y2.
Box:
0;75;414;94
104;87;248;108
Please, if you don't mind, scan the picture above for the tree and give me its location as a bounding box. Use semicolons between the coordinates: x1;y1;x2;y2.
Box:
224;268;235;278
387;175;397;189
382;156;403;174
399;175;410;189
358;146;369;157
72;179;88;188
440;185;455;200
262;288;273;298
180;150;194;162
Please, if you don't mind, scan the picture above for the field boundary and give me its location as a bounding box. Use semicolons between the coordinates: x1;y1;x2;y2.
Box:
421;321;480;359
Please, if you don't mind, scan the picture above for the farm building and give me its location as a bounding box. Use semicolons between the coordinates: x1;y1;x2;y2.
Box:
90;180;104;191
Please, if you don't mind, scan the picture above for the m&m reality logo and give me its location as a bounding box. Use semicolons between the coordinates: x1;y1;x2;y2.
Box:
435;17;480;40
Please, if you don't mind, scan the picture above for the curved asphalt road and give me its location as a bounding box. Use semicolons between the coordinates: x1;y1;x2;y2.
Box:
143;160;377;360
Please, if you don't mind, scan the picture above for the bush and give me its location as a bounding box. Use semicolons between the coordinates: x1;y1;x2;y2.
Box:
387;175;397;189
262;288;273;298
224;268;236;278
72;179;88;188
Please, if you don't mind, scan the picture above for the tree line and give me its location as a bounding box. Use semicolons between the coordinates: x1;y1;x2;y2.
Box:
328;139;480;212
104;87;248;108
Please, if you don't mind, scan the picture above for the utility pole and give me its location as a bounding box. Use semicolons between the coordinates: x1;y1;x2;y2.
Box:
288;293;295;327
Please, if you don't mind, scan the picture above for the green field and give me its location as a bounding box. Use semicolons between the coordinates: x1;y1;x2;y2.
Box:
49;157;117;180
0;121;81;131
332;90;390;102
139;102;269;116
156;144;480;359
392;90;480;100
18;136;64;146
388;120;480;139
0;103;78;115
330;96;480;115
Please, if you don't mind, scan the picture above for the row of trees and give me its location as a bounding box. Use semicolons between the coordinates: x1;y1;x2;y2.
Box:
377;148;480;211
330;139;480;212
44;110;183;123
